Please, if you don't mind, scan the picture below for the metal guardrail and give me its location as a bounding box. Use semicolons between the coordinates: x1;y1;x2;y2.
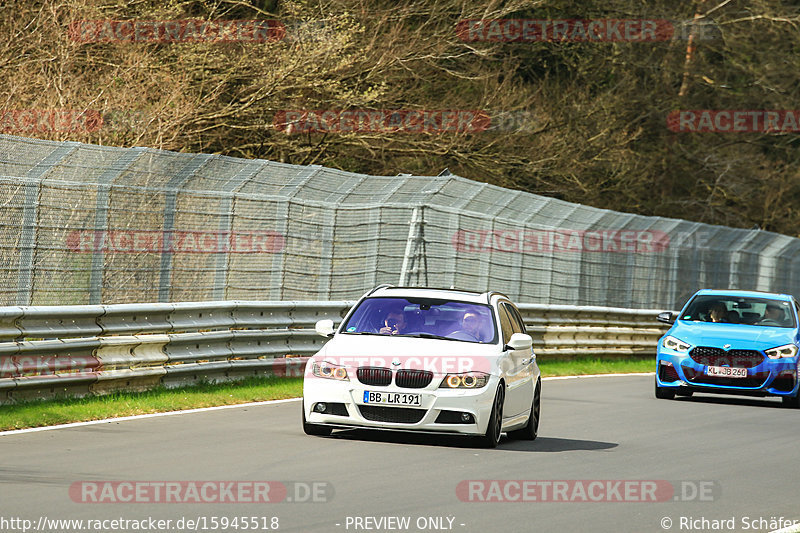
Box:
517;304;671;358
0;301;350;404
0;301;671;403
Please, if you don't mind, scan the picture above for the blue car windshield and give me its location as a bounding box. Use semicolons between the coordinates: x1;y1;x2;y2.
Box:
341;297;498;343
680;295;796;328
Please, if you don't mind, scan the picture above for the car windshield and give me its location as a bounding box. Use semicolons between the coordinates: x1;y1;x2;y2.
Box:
340;297;498;343
680;295;796;328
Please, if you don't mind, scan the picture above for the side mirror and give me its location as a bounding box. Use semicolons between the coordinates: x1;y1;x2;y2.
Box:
505;332;533;351
315;319;335;338
657;312;675;325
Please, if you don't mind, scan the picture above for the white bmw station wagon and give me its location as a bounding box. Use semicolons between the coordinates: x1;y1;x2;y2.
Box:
302;286;541;447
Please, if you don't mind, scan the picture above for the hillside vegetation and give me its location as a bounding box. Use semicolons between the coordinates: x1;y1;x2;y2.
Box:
2;0;799;234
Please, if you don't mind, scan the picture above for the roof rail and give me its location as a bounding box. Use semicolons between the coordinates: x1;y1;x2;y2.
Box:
379;285;486;295
485;291;510;304
367;284;394;296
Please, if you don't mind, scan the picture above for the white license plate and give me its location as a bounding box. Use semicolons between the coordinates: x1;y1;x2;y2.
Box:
362;391;421;407
706;366;747;378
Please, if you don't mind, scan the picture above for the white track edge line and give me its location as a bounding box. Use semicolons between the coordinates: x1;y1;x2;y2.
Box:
0;397;302;436
543;372;654;381
1;373;654;436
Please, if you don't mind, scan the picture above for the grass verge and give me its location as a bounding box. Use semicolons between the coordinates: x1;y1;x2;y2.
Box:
0;376;303;432
0;357;653;431
538;356;654;376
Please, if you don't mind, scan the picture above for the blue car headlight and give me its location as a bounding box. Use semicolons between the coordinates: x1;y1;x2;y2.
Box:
662;335;690;353
765;344;798;359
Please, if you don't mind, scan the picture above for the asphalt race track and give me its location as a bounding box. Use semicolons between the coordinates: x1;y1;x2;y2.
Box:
2;375;798;533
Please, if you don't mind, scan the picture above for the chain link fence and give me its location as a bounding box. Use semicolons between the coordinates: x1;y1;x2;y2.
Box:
2;133;799;309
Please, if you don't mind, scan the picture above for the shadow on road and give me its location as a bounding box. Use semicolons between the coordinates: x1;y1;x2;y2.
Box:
327;429;617;452
672;395;787;409
501;437;618;452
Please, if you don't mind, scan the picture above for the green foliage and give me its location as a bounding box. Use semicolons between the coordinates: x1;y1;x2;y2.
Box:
537;356;654;376
2;0;799;233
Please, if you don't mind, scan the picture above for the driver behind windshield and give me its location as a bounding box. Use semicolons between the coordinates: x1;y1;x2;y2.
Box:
462;312;482;339
760;304;785;325
452;310;489;341
379;306;408;335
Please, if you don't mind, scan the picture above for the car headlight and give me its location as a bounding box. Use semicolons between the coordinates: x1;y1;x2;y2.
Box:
662;335;690;353
312;361;349;381
439;372;489;389
765;344;798;359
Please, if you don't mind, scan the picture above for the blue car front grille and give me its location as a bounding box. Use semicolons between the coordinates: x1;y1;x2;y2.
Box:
689;347;764;369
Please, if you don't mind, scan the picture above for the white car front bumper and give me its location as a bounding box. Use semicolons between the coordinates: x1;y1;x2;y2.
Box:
302;376;499;435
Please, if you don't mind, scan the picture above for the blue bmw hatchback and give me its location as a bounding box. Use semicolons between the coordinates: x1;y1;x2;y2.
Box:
655;289;800;407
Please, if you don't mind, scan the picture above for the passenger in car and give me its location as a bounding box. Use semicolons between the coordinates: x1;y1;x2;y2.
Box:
709;302;729;323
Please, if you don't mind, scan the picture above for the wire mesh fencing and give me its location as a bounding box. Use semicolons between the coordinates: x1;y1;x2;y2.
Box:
2;133;799;310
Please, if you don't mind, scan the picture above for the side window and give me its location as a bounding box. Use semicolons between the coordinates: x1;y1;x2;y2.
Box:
498;304;514;345
505;303;527;335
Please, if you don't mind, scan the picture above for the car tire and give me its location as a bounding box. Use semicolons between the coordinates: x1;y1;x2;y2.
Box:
477;384;504;448
655;377;675;399
508;378;540;441
782;394;800;408
302;402;333;436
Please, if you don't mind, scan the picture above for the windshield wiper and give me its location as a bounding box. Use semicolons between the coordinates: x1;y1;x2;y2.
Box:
399;333;459;341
